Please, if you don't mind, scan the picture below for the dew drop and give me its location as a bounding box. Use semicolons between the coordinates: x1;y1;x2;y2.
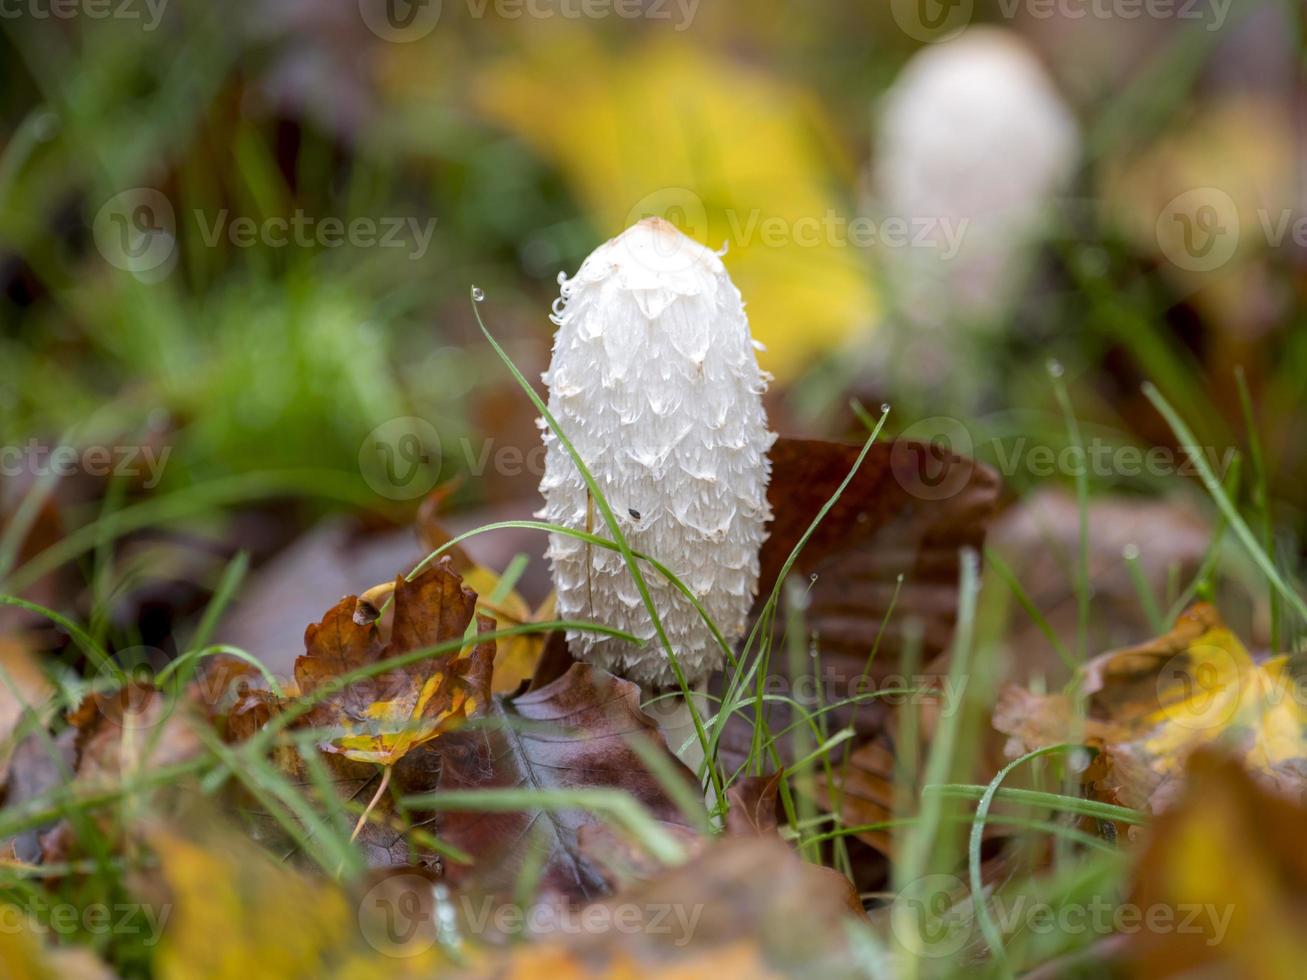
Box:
1046;358;1064;378
880;403;891;414
471;286;485;303
1123;543;1140;561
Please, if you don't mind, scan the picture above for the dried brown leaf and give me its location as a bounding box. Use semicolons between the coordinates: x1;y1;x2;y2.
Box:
431;663;703;902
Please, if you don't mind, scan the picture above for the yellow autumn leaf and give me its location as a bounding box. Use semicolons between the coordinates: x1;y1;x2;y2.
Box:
0;912;113;980
0;922;51;980
1142;639;1305;778
491;940;782;980
463;565;553;695
329;669;479;766
475;35;877;381
996;603;1307;813
153;831;352;980
287;563;496;768
1126;751;1307;977
152;829;449;980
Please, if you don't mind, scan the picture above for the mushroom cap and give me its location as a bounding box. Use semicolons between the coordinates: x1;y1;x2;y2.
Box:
538;219;775;687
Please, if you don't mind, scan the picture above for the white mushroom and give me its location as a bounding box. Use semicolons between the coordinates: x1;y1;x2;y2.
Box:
538;217;776;691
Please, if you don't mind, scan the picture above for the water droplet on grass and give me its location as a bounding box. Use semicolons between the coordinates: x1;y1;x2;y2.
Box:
472;286;485;302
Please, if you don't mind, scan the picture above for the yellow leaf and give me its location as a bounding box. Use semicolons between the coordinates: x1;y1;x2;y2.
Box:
153;829;448;980
0;916;60;980
153;831;352;980
0;925;113;980
463;566;552;695
475;36;877;381
324;653;482;767
997;604;1307;813
1126;752;1307;977
286;562;495;768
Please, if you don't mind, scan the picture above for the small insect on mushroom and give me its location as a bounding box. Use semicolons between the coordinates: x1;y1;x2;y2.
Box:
538;217;776;697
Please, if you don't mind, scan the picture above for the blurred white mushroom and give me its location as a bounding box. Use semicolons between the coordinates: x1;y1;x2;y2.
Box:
538;217;776;694
870;28;1079;379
